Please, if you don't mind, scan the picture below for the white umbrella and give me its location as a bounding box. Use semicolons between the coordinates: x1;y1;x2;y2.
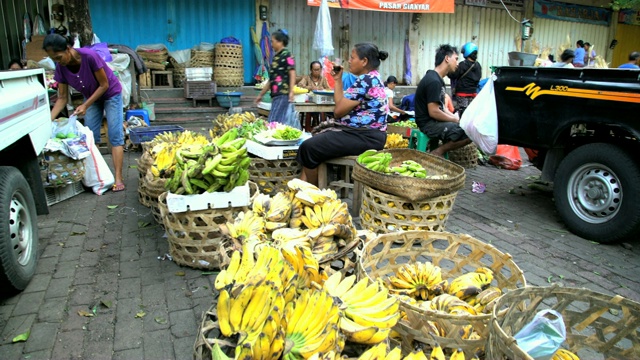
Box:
313;0;334;57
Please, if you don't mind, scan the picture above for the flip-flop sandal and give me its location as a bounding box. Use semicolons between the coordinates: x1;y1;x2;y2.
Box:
112;183;126;192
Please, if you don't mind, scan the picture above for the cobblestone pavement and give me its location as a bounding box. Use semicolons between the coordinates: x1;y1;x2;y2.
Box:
0;151;638;359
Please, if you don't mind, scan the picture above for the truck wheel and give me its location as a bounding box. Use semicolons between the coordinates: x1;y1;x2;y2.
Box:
0;167;38;293
554;143;640;243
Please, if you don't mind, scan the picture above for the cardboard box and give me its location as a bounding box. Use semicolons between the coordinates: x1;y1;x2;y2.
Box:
386;125;415;138
26;35;48;62
166;183;250;213
246;140;299;160
311;94;334;105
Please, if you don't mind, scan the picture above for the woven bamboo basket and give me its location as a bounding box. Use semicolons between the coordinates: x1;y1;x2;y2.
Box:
214;69;244;87
41;151;86;188
158;182;257;270
248;157;302;195
488;285;640;360
448;143;478;169
191;49;214;68
173;67;186;88
137;49;168;63
358;231;526;358
214;43;243;87
352;149;465;202
136;152;153;207
143;169;168;225
360;185;457;234
143;60;166;71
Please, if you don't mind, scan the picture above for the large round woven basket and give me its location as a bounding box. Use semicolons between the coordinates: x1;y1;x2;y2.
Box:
191;49;214;68
41;151;86;188
358;231;526;358
143;169;168;225
136;152;154;207
352;149;465;202
137;49;168;63
157;182;257;270
487;285;640;360
214;43;243;87
360;185;457;234
448;143;478;169
248;157;302;195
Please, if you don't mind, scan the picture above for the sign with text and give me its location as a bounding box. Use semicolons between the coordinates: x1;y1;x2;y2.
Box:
619;9;640;25
534;0;610;26
307;0;454;13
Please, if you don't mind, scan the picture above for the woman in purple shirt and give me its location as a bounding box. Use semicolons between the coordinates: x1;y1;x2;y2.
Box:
44;34;125;192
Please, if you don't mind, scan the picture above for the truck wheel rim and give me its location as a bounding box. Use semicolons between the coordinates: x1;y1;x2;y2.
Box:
568;163;621;224
9;192;33;266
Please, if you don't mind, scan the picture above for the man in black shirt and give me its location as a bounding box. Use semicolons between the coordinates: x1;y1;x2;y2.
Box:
415;44;471;157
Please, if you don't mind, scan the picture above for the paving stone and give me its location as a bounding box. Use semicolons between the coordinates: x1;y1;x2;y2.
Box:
44;276;74;299
53;261;78;279
113;316;143;351
83;339;115;360
69;284;96;306
23;273;52;293
60;305;91;332
173;336;196;360
119;260;140;279
79;250;101;267
118;278;142;299
169;309;198;338
141;284;167;307
73;266;97;285
142;329;174;359
37;297;68;323
51;329;84;359
40;243;63;259
12;291;45;316
34;257;58;275
113;347;144;360
23;322;58;352
0;314;36;343
0;343;24;358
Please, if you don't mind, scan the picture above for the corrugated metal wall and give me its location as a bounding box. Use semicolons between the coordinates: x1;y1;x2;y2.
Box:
531;17;609;62
268;0;408;84
0;0;50;69
414;4;523;82
90;0;256;84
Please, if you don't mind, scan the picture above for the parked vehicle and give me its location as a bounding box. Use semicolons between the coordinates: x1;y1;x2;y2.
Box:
493;66;640;243
0;69;51;293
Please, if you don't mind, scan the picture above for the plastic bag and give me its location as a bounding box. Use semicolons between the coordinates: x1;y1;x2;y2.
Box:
513;309;567;360
135;43;168;52
51;117;77;139
313;0;334;57
459;76;498;155
284;103;302;130
168;49;191;65
489;145;522;170
107;53;131;107
87;42;112;62
78;123;115;195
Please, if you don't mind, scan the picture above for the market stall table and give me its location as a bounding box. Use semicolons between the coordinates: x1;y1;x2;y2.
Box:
257;102;334;130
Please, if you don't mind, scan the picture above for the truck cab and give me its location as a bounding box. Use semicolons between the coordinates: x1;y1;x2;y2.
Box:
0;68;52;293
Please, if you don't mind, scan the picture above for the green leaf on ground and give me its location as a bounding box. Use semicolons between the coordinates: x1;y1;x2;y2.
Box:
175;271;186;276
135;311;146;319
78;310;94;317
154;316;168;324
12;331;30;343
101;300;112;308
201;272;217;276
92;305;97;315
594;271;601;276
58;242;65;247
547;276;553;283
70;231;86;236
107;205;118;210
129;165;137;169
138;221;150;228
541;227;569;234
559;275;565;279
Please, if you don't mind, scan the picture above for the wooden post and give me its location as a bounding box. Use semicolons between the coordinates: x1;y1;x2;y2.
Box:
65;0;93;46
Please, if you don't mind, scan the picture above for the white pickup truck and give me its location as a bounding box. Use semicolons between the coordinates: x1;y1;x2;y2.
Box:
0;69;51;293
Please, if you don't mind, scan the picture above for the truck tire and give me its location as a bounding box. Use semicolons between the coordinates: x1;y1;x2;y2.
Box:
0;167;38;293
554;143;640;243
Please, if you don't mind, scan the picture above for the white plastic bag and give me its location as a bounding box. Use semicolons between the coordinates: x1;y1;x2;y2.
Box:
284;103;302;130
313;0;334;56
107;53;132;107
460;76;498;155
78;123;115;195
513;309;567;360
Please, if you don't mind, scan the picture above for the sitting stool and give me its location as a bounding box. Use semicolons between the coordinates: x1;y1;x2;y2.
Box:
409;129;448;159
317;156;362;216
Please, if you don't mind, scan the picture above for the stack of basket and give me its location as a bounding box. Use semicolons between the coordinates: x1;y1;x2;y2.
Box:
170;57;187;88
213;43;243;87
448;142;479;169
136;48;168;71
353;149;466;234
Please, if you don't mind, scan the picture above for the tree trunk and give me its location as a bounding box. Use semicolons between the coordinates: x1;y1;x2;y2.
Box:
66;0;93;46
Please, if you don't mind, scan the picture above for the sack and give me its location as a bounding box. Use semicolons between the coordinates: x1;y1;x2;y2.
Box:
513;309;566;360
489;144;522;170
284;103;302;130
459;76;498;155
78;123;115;195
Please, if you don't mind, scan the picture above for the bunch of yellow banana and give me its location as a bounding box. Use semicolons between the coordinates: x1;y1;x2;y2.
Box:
147;129;209;149
293;86;309;94
270;228;314;252
212;111;259;137
468;286;502;314
295;187;337;207
282;289;344;359
264;192;294;231
429;294;478;316
356;343;418;360
448;267;494;301
149;143;178;177
384;133;409;149
312;235;339;262
281;245;325;289
225;210;265;241
323;272;400;345
288;197;305;228
386;262;446;300
551;349;580;360
308;351;341;360
427;345;469;360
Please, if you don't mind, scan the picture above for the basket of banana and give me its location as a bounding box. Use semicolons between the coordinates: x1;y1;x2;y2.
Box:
157;181;258;270
360;185;457;234
352;149;465;202
448;143;478;169
136;150;153;207
248;157;302;195
358;230;526;359
487;285;640;360
143;168;168;225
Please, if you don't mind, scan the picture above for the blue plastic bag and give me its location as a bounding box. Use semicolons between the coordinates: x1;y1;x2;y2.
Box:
513;309;567;360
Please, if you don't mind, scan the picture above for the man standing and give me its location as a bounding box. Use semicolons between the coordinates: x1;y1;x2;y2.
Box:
415;44;472;157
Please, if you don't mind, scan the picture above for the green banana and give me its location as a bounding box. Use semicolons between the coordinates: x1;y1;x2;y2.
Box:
175;150;185;166
175;187;185;195
203;173;215;185
365;161;380;170
210;169;229;178
181;170;194;194
235;169;249;186
390;166;407;173
225;171;240;192
238;157;251;169
216;128;238;146
187;164;204;178
413;172;427;178
202;154;224;175
221;147;247;161
190;178;209;190
181;150;203;159
215;163;237;173
357;149;379;163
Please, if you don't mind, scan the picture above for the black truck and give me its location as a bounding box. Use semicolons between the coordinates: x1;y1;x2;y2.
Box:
493;66;640;243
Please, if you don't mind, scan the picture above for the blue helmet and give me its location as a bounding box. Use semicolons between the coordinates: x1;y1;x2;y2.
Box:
462;42;478;58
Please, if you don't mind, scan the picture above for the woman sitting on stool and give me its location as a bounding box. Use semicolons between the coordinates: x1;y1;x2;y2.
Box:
297;42;389;186
298;61;331;131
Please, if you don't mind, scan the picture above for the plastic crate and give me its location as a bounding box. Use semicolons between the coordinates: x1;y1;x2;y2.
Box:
184;81;217;99
45;181;85;206
129;125;184;144
215;92;242;107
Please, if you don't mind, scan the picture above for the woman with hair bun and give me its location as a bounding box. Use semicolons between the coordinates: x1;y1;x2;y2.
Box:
296;42;389;186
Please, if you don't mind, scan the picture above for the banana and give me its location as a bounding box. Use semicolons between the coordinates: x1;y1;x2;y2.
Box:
450;348;465;360
338;316;379;343
217;289;233;337
357;149;379;163
214;250;241;290
357;342;387;360
385;347;402;360
344;308;400;329
551;349;580;360
228;284;254;332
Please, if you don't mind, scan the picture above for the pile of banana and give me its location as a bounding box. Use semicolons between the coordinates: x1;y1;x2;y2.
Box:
388;160;427;178
357;150;393;173
393;120;418;128
356;342;471;360
211;111;260;137
147;130;209;177
163;128;251;194
293;86;309;94
551;349;580;360
384;133;409;149
223;179;358;263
